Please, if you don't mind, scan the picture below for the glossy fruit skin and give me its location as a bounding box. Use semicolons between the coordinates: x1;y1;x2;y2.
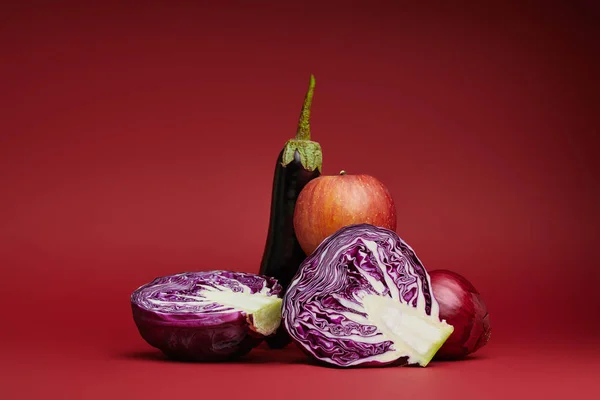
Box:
259;149;320;348
260;149;320;291
258;74;322;349
293;173;397;255
429;269;492;359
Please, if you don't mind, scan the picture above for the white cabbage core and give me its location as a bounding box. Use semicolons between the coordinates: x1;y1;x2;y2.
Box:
181;291;282;336
363;294;454;366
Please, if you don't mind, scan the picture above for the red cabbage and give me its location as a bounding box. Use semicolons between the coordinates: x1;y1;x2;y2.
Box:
131;270;283;361
282;224;453;367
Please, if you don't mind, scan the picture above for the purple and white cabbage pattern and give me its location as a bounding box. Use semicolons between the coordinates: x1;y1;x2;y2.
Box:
131;270;282;361
132;270;281;317
282;224;440;367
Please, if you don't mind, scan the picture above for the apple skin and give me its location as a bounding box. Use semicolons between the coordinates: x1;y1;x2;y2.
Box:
293;172;397;255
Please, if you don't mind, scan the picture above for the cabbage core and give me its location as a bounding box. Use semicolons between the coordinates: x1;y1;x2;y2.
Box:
282;224;453;367
182;290;282;336
362;294;453;366
131;270;283;361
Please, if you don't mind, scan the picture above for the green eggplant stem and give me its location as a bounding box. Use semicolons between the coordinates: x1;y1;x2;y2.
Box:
295;74;315;141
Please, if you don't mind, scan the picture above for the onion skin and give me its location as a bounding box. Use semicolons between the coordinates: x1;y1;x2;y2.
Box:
429;270;491;359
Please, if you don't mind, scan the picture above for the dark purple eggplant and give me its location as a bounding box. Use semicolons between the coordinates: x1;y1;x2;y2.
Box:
259;74;323;348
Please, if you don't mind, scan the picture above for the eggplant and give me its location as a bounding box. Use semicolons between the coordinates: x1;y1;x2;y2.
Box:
259;74;323;348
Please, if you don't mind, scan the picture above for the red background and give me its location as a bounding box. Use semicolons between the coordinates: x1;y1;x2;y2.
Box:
1;1;598;398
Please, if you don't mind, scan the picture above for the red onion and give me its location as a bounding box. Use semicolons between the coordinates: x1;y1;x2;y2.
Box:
429;270;491;359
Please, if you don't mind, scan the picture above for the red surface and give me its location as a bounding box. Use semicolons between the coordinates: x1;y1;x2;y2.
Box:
1;1;598;398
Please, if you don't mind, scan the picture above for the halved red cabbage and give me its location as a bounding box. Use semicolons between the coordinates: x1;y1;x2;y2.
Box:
131;270;283;361
282;224;453;367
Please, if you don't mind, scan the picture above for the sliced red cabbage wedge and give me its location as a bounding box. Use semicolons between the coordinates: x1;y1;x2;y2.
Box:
283;224;453;367
131;270;282;361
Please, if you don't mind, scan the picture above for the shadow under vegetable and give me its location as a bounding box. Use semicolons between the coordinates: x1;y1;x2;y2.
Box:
118;344;487;367
117;344;317;365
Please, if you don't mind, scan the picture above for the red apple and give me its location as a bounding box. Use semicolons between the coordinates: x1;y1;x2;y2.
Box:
293;171;397;255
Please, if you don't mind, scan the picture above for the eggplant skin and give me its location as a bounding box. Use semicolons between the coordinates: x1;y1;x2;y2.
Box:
260;149;320;348
260;149;320;290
